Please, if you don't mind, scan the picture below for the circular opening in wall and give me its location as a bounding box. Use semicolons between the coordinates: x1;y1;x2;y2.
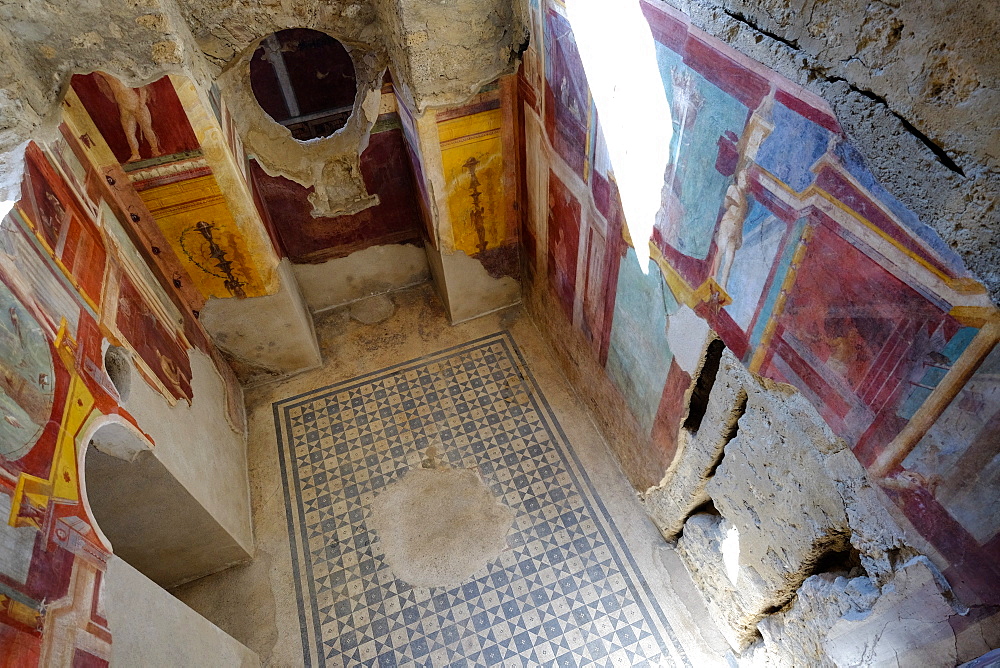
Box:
104;345;132;402
250;28;358;141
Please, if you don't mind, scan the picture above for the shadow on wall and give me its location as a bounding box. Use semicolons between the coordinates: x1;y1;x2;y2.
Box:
83;422;248;589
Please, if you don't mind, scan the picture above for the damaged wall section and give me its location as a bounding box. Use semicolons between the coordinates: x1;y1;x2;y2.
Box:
520;0;1000;663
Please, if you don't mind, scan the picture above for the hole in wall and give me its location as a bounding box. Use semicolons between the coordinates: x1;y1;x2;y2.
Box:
104;345;132;402
811;540;864;578
683;338;726;434
250;28;358;141
691;498;722;517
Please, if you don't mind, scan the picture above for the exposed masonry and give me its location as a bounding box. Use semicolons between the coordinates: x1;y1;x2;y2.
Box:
681;338;726;435
0;0;526;216
662;0;1000;302
721;8;801;52
827;77;966;177
720;6;967;177
645;345;988;664
646;345;751;540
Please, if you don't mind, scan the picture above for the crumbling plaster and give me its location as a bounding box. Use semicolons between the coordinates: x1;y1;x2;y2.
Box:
291;242;430;312
0;0;528;213
213;30;386;218
646;345;997;664
372;0;528;113
200;259;322;381
658;0;1000;301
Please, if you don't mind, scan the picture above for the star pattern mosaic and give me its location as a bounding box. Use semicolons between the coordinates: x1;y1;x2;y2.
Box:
274;332;688;667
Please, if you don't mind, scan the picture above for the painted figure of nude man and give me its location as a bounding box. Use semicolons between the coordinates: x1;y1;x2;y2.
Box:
96;72;162;162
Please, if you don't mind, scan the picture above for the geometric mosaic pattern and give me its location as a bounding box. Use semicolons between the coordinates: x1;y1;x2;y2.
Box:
274;332;689;667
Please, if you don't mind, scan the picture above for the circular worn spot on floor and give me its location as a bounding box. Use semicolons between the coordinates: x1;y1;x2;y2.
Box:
370;467;514;588
349;293;395;324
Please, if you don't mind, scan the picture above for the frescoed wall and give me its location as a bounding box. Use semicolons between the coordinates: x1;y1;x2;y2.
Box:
250;85;424;264
394;77;522;323
521;0;1000;608
67;72;276;302
0;90;249;661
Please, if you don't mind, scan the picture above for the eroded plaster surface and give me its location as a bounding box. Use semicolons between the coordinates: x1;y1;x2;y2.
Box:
662;0;1000;300
370;465;515;589
291;243;429;312
200;259;322;381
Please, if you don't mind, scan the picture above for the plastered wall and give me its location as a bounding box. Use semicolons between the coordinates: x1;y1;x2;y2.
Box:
0;80;254;663
519;0;1000;662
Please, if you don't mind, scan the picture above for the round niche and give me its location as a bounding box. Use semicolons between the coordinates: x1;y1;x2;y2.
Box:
249;28;359;141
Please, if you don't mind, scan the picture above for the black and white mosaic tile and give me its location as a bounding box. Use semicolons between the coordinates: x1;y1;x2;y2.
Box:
273;332;688;667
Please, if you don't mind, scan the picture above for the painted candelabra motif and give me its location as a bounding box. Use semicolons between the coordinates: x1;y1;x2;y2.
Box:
524;0;1000;607
0;70;250;663
68;72;271;301
180;221;248;299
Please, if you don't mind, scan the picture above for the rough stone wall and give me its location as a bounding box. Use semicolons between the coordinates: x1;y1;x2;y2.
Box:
662;0;1000;300
0;0;528;211
374;0;529;111
652;347;996;663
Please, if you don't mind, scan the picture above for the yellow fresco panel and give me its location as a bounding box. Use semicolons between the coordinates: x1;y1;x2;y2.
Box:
137;175;268;299
439;109;508;256
170;75;280;294
60;89;118;169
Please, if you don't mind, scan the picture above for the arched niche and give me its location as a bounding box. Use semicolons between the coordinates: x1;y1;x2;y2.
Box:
79;417;249;588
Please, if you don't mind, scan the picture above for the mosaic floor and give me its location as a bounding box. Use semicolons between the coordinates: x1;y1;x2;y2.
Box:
274;331;688;667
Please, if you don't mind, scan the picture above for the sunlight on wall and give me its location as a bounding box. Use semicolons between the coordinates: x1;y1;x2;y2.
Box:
566;0;672;272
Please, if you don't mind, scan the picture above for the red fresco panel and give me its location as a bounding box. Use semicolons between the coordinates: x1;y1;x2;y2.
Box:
771;223;947;433
546;171;581;319
649;359;693;472
544;10;589;178
682;36;770;110
640;0;689;51
70;74;200;165
250;128;423;262
815;165;955;277
19;143;107;311
114;272;193;402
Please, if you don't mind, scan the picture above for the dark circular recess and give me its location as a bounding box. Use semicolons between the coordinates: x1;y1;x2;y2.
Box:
250;28;358;140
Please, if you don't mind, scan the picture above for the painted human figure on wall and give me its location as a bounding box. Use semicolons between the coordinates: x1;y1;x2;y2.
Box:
712;182;748;289
71;72;200;167
95;72;162;163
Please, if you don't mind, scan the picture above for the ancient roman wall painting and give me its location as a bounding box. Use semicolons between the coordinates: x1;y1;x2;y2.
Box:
391;77;521;289
524;0;1000;604
394;87;436;246
0;96;242;660
249;81;424;263
68;72;270;300
435;83;520;280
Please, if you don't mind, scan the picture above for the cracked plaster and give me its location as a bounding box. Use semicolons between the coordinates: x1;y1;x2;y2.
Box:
658;0;1000;301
